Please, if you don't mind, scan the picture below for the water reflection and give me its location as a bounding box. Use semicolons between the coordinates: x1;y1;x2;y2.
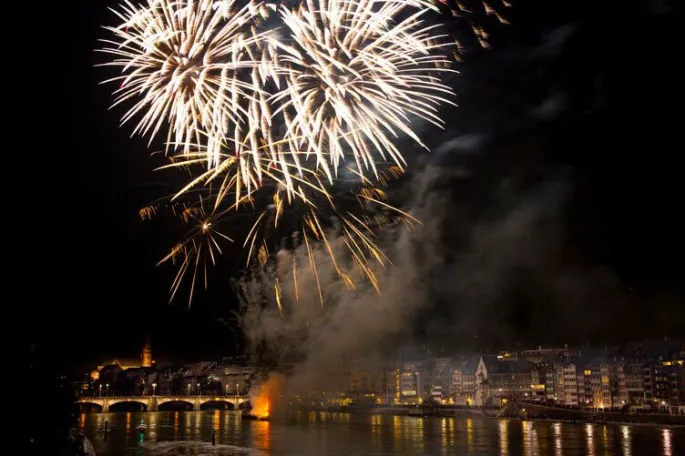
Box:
95;413;105;432
522;420;532;456
586;424;595;456
392;415;403;451
257;420;270;450
466;417;474;451
447;416;455;448
172;411;179;438
147;411;157;442
440;416;455;454
213;410;220;430
536;423;550;454
124;412;131;449
602;425;609;456
531;425;540;456
662;428;672;456
78;410;684;456
372;414;382;446
621;425;631;456
498;420;508;456
413;415;425;452
440;418;447;453
553;422;563;456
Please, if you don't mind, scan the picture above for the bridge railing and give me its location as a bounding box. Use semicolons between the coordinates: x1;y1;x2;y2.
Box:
77;395;249;401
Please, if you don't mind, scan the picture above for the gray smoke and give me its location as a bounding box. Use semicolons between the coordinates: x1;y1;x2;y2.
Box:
235;136;608;399
238;162;450;395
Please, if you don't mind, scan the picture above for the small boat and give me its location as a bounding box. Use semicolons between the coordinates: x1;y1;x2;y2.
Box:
135;423;148;433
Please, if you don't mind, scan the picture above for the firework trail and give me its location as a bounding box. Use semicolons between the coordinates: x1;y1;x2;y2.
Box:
241;164;417;312
144;152;415;305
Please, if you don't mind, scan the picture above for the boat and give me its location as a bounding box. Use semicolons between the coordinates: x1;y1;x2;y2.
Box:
135;422;148;433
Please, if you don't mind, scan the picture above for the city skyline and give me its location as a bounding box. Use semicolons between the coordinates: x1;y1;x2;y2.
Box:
78;337;684;372
76;337;684;415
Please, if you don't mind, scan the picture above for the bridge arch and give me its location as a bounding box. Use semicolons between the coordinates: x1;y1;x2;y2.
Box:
237;400;250;410
200;400;235;410
108;399;148;412
76;395;249;412
157;399;194;411
78;401;103;413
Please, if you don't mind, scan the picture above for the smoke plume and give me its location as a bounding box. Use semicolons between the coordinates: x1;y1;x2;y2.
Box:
234;15;645;401
238;162;450;398
234;131;618;407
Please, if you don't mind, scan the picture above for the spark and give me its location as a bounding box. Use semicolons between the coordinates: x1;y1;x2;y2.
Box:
151;154;414;305
156;193;234;305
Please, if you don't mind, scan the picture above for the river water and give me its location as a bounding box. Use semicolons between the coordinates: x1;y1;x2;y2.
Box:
80;410;682;455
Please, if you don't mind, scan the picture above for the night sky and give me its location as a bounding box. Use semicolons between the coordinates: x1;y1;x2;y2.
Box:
51;0;683;370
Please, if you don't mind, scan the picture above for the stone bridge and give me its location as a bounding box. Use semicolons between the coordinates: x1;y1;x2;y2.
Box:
77;395;249;412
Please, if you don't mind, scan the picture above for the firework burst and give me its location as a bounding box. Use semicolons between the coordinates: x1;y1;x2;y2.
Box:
264;0;457;183
98;0;277;166
98;0;511;306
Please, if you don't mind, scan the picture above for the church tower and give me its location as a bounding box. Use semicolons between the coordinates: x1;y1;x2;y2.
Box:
141;337;152;367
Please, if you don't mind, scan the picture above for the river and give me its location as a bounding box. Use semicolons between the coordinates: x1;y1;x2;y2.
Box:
79;410;682;455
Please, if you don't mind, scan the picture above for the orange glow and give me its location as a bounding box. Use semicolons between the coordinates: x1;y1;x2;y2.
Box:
250;374;286;418
252;396;270;418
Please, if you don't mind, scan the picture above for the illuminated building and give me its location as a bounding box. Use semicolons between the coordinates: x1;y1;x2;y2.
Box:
644;356;684;412
89;340;156;381
141;339;152;368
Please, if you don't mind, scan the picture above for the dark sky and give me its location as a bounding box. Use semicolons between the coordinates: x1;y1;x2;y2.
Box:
52;0;683;370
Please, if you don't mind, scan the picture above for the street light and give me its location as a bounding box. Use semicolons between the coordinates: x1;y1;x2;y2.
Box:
236;383;240;396
99;384;103;397
152;383;157;396
197;383;201;396
106;384;110;397
225;384;229;396
187;384;191;396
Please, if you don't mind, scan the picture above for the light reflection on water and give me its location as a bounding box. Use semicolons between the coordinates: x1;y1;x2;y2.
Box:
602;424;609;456
662;428;672;456
586;423;595;456
522;419;533;456
554;422;563;456
80;410;685;456
622;425;632;456
465;417;473;451
498;419;508;456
